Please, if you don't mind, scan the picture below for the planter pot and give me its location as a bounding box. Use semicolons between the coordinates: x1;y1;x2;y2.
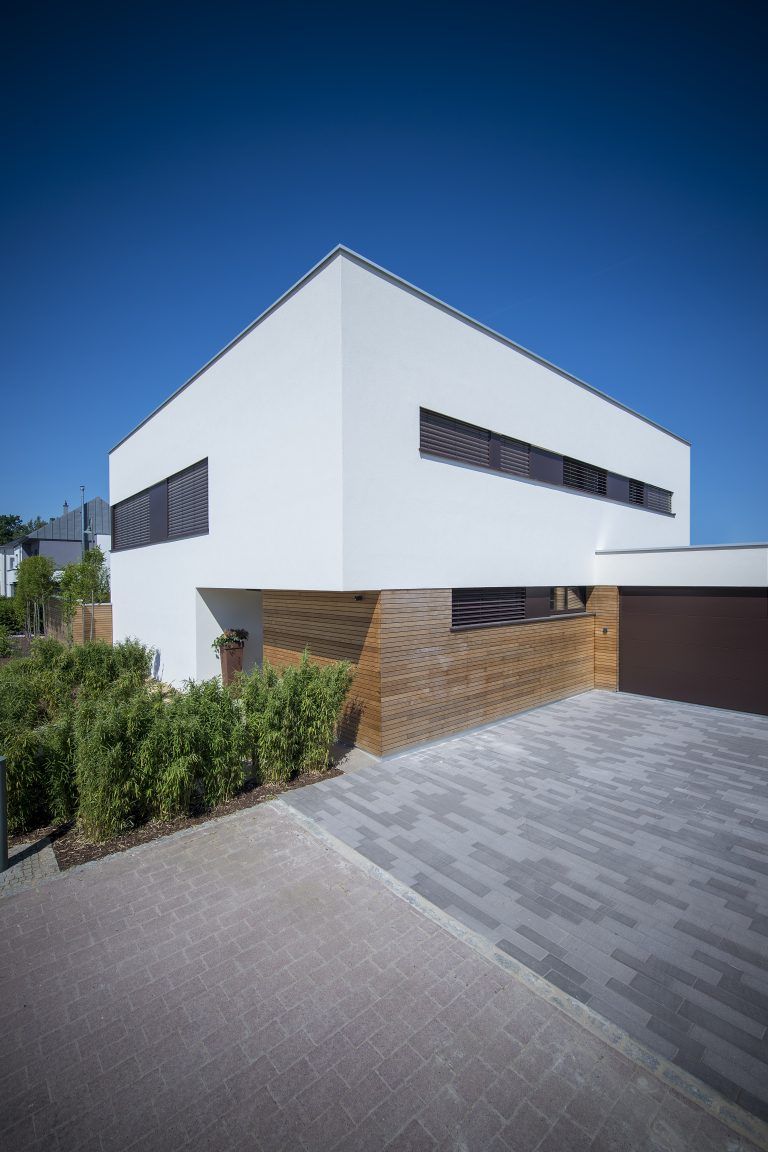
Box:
220;644;245;686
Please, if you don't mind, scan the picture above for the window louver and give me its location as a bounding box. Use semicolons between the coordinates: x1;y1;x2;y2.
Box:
168;459;208;539
646;485;672;514
420;409;491;467
499;436;530;477
628;479;646;505
452;587;526;628
563;457;608;496
112;490;151;550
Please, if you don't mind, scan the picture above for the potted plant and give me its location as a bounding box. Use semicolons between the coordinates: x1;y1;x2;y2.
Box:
212;628;249;686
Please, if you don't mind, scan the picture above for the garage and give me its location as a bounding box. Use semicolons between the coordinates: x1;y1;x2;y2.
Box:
619;586;768;716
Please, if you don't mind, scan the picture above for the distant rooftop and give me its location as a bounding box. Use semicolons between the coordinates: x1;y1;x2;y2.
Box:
27;496;111;542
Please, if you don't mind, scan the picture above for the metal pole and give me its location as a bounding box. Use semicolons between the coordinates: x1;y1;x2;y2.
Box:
80;485;86;644
0;755;8;874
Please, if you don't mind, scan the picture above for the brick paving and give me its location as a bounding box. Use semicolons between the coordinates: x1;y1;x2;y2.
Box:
1;801;760;1150
0;837;59;898
286;691;768;1122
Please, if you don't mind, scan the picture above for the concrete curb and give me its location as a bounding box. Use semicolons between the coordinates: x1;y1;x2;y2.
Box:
277;798;768;1152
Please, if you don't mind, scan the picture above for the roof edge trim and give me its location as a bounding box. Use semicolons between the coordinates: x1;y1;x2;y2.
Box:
110;244;690;454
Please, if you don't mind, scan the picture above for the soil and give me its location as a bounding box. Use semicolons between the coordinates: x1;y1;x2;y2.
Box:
9;768;342;872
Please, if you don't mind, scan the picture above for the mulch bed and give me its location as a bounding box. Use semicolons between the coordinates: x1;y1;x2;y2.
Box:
9;768;342;872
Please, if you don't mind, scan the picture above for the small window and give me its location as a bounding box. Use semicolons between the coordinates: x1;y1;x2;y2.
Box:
452;587;526;628
550;587;587;614
563;457;607;496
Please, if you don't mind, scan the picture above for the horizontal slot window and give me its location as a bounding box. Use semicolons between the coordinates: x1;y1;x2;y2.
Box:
421;408;672;514
453;585;591;629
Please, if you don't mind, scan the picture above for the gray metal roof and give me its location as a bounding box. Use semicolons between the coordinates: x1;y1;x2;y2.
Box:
110;246;690;453
28;497;110;542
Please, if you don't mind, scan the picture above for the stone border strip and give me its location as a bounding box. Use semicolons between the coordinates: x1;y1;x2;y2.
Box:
277;798;768;1151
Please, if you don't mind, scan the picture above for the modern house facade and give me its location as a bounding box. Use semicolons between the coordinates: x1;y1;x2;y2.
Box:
109;248;767;752
0;498;111;600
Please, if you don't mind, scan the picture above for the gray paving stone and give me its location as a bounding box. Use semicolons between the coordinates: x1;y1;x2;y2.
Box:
286;691;768;1120
0;794;763;1151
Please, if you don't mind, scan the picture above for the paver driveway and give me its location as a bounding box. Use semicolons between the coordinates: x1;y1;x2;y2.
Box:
286;691;768;1122
4;802;758;1152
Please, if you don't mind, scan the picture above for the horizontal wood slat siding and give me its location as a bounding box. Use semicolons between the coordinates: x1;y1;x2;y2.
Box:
47;602;113;646
262;591;382;755
587;586;619;690
379;590;594;754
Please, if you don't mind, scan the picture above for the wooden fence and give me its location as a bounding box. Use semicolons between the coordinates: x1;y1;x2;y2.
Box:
47;601;113;646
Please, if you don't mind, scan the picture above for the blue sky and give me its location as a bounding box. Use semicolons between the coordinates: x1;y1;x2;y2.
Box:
3;1;766;543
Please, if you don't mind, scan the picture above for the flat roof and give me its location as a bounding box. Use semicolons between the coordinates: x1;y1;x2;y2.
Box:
110;245;691;453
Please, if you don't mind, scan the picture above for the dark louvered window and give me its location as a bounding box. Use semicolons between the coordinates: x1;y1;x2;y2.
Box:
628;479;645;505
645;484;672;514
452;587;526;628
499;435;530;477
563;457;607;496
168;459;208;539
112;490;151;550
112;458;209;551
420;408;672;514
420;409;491;467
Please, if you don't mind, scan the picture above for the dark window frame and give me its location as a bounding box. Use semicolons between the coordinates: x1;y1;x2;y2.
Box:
420;408;673;516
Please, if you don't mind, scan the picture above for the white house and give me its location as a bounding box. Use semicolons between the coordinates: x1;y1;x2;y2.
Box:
109;247;767;752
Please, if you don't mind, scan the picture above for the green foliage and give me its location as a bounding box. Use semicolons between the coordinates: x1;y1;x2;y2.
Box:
238;651;354;783
75;680;160;840
14;555;57;635
0;598;22;632
0;638;154;835
0;634;350;843
0;625;14;659
139;679;246;820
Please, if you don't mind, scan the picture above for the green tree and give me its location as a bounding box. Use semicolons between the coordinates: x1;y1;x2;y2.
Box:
59;547;110;641
14;555;57;636
0;514;46;545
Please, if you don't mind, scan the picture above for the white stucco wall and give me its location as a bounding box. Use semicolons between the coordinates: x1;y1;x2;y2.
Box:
340;255;690;588
595;545;768;588
110;259;344;681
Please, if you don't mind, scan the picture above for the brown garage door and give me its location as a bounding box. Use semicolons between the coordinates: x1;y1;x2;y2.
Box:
619;587;768;716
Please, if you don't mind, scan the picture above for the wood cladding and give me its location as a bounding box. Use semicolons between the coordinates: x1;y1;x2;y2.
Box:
379;590;595;755
261;587;622;756
262;591;382;755
48;602;113;646
587;586;619;690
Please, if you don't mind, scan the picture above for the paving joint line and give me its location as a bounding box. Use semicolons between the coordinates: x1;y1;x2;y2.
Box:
276;797;768;1152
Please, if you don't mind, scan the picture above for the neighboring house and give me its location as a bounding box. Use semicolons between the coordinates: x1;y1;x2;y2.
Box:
0;498;111;600
109;247;768;752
